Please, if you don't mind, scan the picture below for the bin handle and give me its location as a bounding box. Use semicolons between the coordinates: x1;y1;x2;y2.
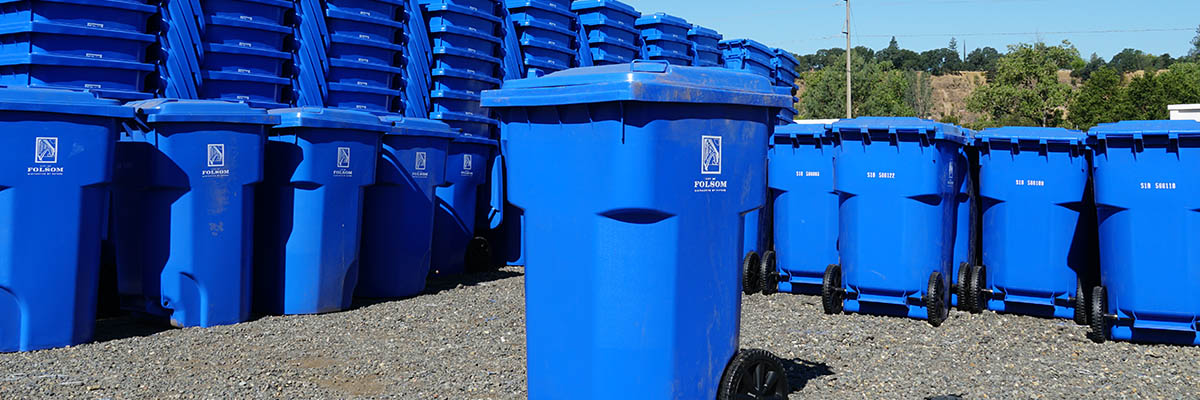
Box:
488;152;504;230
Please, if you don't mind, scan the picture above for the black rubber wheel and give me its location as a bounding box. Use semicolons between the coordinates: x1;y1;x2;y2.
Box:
821;264;843;315
464;236;492;272
717;348;789;400
925;271;948;327
742;252;761;295
759;250;778;295
967;265;986;314
955;261;970;306
1088;286;1109;343
1074;276;1090;326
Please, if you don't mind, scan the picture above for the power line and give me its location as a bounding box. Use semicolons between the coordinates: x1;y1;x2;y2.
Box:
858;28;1195;38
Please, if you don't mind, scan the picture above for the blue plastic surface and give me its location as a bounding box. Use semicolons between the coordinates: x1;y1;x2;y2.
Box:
110;99;277;328
432;45;502;77
972;127;1093;318
483;63;786;397
583;23;637;48
0;0;156;34
201;16;292;53
358;117;457;297
588;41;637;65
830;117;967;321
0;87;131;352
326;0;405;20
634;12;689;38
0;22;155;62
424;3;502;36
0;53;153;98
569;0;638;19
429;109;496;137
506;0;574;27
253;108;389;315
430;134;497;276
769;124;838;294
200;0;293;27
1088;120;1200;345
687;24;720;47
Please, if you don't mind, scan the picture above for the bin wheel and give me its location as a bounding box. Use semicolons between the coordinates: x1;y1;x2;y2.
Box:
925;271;948;327
742;252;761;295
964;264;984;314
1088;286;1110;343
821;264;843;315
955;262;970;300
759;250;778;295
464;236;492;272
1074;276;1090;326
717;348;790;400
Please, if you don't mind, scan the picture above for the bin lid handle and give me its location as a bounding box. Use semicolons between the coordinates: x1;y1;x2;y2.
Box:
630;59;669;73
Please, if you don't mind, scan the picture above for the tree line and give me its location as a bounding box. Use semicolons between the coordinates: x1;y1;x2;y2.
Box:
794;26;1200;130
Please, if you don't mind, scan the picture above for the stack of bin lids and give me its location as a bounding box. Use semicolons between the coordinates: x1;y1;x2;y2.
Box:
452;130;499;144
688;25;722;66
505;0;577;75
830;117;968;143
774;122;827;139
269;106;394;131
0;85;132;116
1088;120;1200;138
634;12;689;37
570;0;640;65
720;39;773;63
380;116;462;138
976;127;1085;144
571;0;639;27
125;98;281;124
481;61;792;108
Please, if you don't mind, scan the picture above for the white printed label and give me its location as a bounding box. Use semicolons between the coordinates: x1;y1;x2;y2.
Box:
334;147;353;177
359;34;371;40
460;154;474;176
795;171;820;177
238;68;252;74
203;144;229;178
86;22;104;28
695;136;728;192
85;53;102;59
84;84;101;89
1014;179;1044;186
867;171;895;179
239;42;252;47
1140;182;1176;190
28;137;62;176
239;15;253;21
412;151;429;178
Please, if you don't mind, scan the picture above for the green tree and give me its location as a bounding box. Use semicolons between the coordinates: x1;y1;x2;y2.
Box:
1072;53;1107;79
1125;62;1200;120
967;41;1079;127
1109;48;1157;73
798;53;915;119
903;70;933;118
1189;25;1200;60
964;47;1002;73
1068;67;1130;129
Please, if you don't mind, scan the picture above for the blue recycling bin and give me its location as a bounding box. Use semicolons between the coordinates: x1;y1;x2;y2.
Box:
357;117;456;298
769;123;838;294
1088;120;1200;345
482;62;792;399
108;99;277;328
429;133;497;276
823;117;967;326
0;87;132;352
966;127;1093;320
253;108;388;315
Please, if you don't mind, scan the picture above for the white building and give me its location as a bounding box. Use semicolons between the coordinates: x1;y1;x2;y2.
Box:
1169;104;1200;121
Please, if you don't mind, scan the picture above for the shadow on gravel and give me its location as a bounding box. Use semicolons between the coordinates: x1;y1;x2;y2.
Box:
780;357;834;393
91;314;173;343
349;268;525;309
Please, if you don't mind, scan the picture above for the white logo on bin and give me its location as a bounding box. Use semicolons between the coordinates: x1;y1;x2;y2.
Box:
416;152;427;171
35;137;58;163
207;144;225;167
411;151;430;178
461;154;474;177
701;136;721;175
337;147;351;168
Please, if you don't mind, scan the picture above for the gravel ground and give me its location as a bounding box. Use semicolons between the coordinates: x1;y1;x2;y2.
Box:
2;267;1198;399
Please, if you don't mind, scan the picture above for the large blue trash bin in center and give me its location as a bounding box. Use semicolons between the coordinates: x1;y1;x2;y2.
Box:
972;127;1094;320
253;107;388;315
0;87;132;352
769;123;838;294
110;99;278;328
1088;120;1200;345
429;132;498;277
825;117;967;326
482;62;792;399
357;117;456;298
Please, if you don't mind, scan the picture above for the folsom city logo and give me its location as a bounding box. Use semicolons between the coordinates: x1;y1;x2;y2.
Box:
412;151;429;178
334;147;354;177
416;152;427;171
28;137;64;176
695;135;727;192
202;144;230;178
461;154;474;177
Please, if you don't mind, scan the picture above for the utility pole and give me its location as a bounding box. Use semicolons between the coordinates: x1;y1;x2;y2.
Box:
844;0;852;119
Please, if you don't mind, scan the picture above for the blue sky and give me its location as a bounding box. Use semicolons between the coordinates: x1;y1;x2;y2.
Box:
629;0;1200;59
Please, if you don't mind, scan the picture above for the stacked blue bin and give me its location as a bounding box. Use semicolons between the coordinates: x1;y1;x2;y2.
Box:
0;0;156;100
767;123;838;295
358;117;456;298
771;48;799;124
109;99;278;328
719;38;772;78
0;87;133;352
687;24;721;67
635;12;690;65
420;0;504;137
505;0;577;77
1087;120;1200;345
158;0;294;108
293;0;406;113
570;0;639;66
821;118;968;327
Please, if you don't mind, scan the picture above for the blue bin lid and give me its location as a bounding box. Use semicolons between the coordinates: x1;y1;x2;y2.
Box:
270;107;392;132
1088;120;1200;139
0;86;131;117
774;123;826;139
977;127;1085;145
481;61;792;108
381;116;460;138
127;99;280;125
452;131;498;146
570;0;638;18
719;38;771;53
688;25;721;39
830;117;968;144
635;13;688;29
